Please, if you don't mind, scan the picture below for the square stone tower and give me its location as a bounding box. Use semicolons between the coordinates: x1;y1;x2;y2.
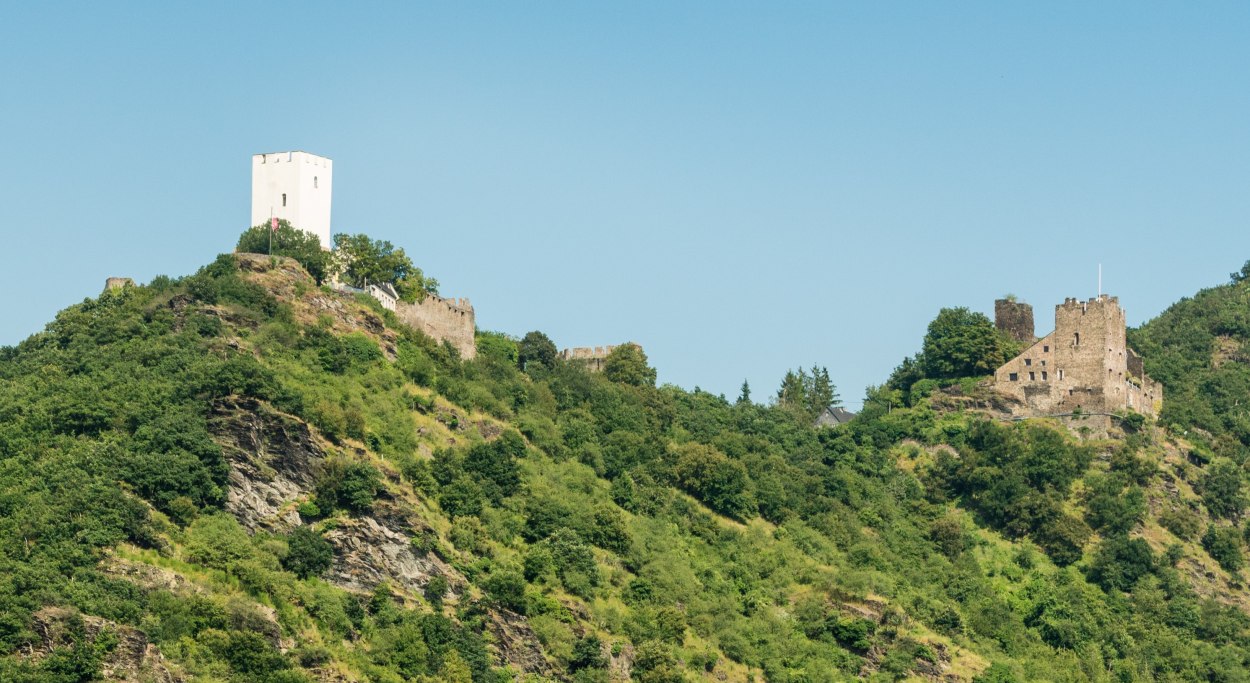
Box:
251;151;333;249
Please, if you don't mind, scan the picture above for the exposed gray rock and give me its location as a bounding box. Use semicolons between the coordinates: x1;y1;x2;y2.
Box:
488;608;553;678
210;398;323;532
323;513;454;595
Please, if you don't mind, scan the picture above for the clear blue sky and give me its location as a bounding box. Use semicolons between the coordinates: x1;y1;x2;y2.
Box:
2;3;1248;408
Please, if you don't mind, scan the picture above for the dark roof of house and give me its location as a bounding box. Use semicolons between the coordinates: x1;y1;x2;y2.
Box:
371;282;399;300
815;406;857;426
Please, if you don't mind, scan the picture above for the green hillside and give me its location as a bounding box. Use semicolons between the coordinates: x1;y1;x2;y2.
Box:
2;246;1250;682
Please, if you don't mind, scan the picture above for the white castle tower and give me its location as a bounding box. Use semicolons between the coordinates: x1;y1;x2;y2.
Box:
251;151;333;249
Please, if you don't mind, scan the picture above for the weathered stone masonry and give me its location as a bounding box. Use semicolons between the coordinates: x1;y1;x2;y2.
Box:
559;344;636;372
994;299;1035;343
993;295;1162;418
395;295;477;360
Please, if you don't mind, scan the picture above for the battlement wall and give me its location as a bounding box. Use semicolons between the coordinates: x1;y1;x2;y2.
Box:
560;346;617;360
395;294;476;360
559;343;638;372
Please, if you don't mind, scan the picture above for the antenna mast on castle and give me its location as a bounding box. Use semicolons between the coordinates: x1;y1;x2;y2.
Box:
1098;263;1102;297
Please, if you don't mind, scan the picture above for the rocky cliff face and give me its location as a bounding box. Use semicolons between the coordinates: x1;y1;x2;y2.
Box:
209;398;461;595
207;396;555;675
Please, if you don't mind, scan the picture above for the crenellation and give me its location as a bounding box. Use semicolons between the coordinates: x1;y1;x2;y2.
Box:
558;343;640;372
251;151;333;249
393;294;477;359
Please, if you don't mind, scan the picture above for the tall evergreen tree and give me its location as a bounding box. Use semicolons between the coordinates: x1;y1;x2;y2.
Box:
737;379;752;405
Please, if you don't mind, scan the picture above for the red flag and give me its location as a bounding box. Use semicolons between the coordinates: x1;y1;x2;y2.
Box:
271;217;279;232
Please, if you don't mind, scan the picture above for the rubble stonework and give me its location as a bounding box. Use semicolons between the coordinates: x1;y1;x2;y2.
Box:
993;294;1162;418
559;344;633;372
994;299;1035;343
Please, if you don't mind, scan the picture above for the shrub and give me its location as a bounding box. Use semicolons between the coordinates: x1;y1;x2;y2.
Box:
570;635;607;671
1086;535;1155;592
484;569;527;613
1201;459;1246;520
671;442;754;520
1160;507;1203;541
828;615;875;651
1203;525;1244;573
424;575;449;607
283;526;334;579
929;514;968;558
315;458;381;514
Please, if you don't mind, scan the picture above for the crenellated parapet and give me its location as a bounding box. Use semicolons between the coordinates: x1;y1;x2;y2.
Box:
395;294;476;360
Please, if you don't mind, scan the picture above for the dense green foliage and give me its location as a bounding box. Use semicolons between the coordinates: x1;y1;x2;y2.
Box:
776;365;840;422
2;248;1250;681
888;307;1021;402
1129;271;1250;459
331;232;438;302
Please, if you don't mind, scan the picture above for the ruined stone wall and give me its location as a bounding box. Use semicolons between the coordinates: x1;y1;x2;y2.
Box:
105;277;134;291
558;345;619;372
395;295;476;360
1123;348;1163;416
992;294;1160;418
994;299;1035;342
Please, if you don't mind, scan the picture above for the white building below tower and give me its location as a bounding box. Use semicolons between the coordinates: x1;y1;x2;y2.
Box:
251;151;333;249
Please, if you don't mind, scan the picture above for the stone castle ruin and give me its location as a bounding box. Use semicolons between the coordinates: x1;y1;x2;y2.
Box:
994;298;1035;343
559;344;636;372
992;294;1162;418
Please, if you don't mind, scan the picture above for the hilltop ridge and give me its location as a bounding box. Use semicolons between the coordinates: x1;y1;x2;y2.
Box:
1;248;1250;682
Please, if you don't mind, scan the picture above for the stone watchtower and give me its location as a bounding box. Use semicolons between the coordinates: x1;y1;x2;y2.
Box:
993;294;1162;418
251;151;333;249
994;298;1035;342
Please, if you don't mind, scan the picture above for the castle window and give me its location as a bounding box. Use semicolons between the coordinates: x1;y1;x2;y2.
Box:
1025;358;1032;366
1073;332;1080;346
1029;372;1036;381
314;176;318;189
1059;369;1065;380
282;193;287;207
1042;371;1048;380
1009;373;1018;382
1044;345;1049;352
1041;360;1046;366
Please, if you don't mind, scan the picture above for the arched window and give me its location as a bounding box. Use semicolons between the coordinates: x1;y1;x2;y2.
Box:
1073;332;1080;346
282;193;287;207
